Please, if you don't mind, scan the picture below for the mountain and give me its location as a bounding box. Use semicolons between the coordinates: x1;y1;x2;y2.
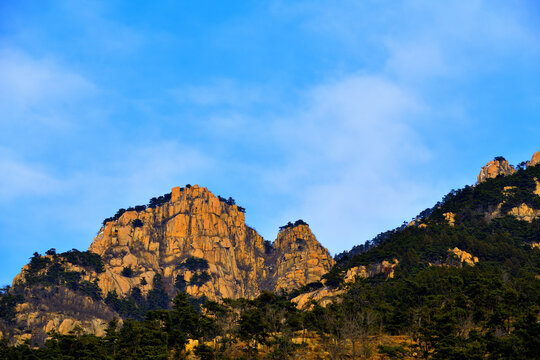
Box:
1;185;333;343
1;153;539;359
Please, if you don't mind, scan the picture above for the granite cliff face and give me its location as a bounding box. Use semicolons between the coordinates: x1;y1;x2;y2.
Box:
87;185;333;301
89;185;268;300
6;185;334;342
273;224;335;291
477;157;516;183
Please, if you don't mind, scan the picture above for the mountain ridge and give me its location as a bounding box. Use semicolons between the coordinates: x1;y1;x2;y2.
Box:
1;152;539;358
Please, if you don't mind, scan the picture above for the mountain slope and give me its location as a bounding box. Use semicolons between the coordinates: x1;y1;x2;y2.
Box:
1;185;333;343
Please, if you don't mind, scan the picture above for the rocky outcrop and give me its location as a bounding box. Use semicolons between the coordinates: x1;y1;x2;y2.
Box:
443;212;455;226
8;185;335;342
448;248;478;266
4;184;347;338
487;180;540;222
477;158;516;183
7;286;116;345
292;259;399;309
273;224;335;291
86;186;333;300
292;288;343;309
530;151;540;167
89;185;270;301
506;203;540;222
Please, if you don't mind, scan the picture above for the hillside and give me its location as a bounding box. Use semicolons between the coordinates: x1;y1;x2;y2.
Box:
0;185;333;344
1;153;539;359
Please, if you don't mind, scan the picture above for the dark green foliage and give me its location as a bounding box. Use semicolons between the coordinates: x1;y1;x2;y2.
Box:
287;281;324;299
104;274;172;321
134;205;147;212
4;165;540;358
121;266;134;277
101;191;171;226
146;274;170;311
0;287;24;323
174;274;186;291
78;280;102;300
177;256;209;271
193;344;214;360
131;219;143;228
148;192;172;209
378;345;408;359
59;249;104;273
239;308;268;346
321;267;345;288
217;195;236;206
279;219;308;231
189;271;211;286
28;252;50;273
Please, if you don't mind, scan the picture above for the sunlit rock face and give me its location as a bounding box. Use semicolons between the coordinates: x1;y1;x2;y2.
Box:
89;185;333;301
273;224;335;291
530;150;540;167
8;185;334;341
477;158;516;183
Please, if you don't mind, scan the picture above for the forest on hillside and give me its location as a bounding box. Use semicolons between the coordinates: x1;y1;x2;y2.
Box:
1;166;540;359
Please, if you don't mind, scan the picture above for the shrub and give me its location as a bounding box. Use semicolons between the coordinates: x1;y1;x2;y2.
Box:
189;271;211;286
279;219;309;231
121;266;134;278
175;275;187;291
59;249;104;273
178;257;209;271
131;219;143;228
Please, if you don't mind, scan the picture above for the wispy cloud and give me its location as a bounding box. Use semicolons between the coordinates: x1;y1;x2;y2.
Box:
263;75;433;252
0;48;96;129
0;149;63;201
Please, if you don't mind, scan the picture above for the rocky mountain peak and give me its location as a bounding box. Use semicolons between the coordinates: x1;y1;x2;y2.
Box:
7;185;335;340
273;221;335;291
78;186;333;302
477;156;516;183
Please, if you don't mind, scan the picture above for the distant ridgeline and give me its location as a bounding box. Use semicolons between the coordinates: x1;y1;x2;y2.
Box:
1;153;540;359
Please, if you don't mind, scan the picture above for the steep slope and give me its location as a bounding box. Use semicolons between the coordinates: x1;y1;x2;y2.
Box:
89;185;268;300
2;185;334;343
272;221;335;291
330;151;540;284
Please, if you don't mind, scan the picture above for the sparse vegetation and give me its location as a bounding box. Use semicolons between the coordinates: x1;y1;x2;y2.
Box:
121;266;133;277
279;219;308;231
131;218;143;228
177;256;209;271
189;271;211;286
3;163;540;358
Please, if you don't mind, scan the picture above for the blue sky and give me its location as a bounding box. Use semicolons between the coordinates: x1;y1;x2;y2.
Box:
1;1;539;285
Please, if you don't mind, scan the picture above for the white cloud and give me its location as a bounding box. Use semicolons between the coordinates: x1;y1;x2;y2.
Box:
0;151;63;200
263;74;434;252
0;48;96;128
